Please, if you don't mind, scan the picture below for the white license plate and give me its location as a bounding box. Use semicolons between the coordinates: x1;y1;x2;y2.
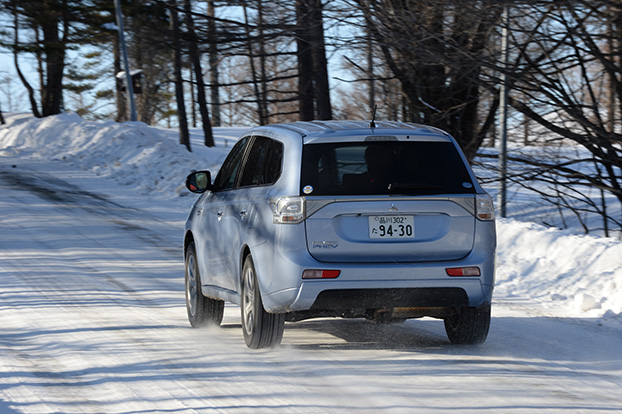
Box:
368;215;415;239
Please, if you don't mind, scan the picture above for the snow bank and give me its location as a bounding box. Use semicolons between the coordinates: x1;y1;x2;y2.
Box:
496;219;622;321
0;112;235;198
1;113;621;323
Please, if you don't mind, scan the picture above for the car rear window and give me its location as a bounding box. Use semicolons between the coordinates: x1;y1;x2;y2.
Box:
300;141;475;196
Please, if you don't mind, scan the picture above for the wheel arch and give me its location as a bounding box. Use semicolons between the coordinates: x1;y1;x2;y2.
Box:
239;245;252;290
184;230;195;255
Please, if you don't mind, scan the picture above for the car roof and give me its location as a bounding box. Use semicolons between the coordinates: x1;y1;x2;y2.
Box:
247;120;451;142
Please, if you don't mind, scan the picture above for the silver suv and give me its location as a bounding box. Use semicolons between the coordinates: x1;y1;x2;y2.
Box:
184;121;496;348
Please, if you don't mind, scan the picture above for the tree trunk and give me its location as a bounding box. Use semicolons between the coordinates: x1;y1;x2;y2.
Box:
169;0;191;151
40;0;68;116
207;0;221;127
308;0;331;120
296;0;315;121
190;68;197;127
242;4;266;124
184;0;214;146
613;4;622;131
257;0;269;123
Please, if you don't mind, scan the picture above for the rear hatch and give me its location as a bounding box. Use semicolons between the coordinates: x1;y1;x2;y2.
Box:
300;139;477;263
305;197;475;263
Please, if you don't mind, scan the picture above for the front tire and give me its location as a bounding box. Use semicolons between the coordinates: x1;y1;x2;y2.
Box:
241;255;284;349
444;304;491;345
185;242;224;328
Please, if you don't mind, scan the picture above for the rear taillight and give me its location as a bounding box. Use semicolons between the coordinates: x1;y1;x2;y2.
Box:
270;196;305;224
475;193;495;221
302;269;340;279
446;267;481;277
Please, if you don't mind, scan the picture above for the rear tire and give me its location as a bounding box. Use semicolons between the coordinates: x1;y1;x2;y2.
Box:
444;304;491;345
185;242;224;328
241;255;284;349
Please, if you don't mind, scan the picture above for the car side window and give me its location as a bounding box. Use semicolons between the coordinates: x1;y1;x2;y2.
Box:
239;136;283;187
212;136;250;191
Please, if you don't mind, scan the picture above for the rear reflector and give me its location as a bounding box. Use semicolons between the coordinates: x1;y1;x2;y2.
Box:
446;267;481;277
302;269;341;279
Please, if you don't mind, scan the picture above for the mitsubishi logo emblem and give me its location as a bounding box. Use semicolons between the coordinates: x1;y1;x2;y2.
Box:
389;203;398;212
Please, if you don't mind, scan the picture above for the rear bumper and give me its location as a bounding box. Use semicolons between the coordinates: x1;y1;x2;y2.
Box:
264;277;492;313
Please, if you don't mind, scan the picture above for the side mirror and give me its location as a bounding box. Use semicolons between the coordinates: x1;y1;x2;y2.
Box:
186;171;213;193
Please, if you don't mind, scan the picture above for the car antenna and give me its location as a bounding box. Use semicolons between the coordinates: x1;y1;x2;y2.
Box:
369;104;377;129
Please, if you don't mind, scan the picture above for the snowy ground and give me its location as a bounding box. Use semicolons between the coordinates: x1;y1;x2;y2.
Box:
1;113;621;413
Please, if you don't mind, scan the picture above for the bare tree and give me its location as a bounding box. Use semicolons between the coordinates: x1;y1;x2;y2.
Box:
184;0;214;146
169;0;191;151
242;1;268;124
296;0;315;121
122;0;176;125
7;0;41;117
296;0;332;120
199;1;300;125
348;0;502;159
206;0;221;127
490;1;622;235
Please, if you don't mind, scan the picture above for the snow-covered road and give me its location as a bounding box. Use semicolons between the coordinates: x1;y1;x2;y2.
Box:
1;158;621;413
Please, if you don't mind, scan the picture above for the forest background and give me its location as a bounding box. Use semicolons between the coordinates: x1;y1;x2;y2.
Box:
1;0;622;237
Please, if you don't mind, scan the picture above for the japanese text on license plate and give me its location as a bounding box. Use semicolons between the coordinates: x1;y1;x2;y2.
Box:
368;215;415;239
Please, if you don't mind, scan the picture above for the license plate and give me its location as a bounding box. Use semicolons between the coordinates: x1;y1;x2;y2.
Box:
368;215;415;239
